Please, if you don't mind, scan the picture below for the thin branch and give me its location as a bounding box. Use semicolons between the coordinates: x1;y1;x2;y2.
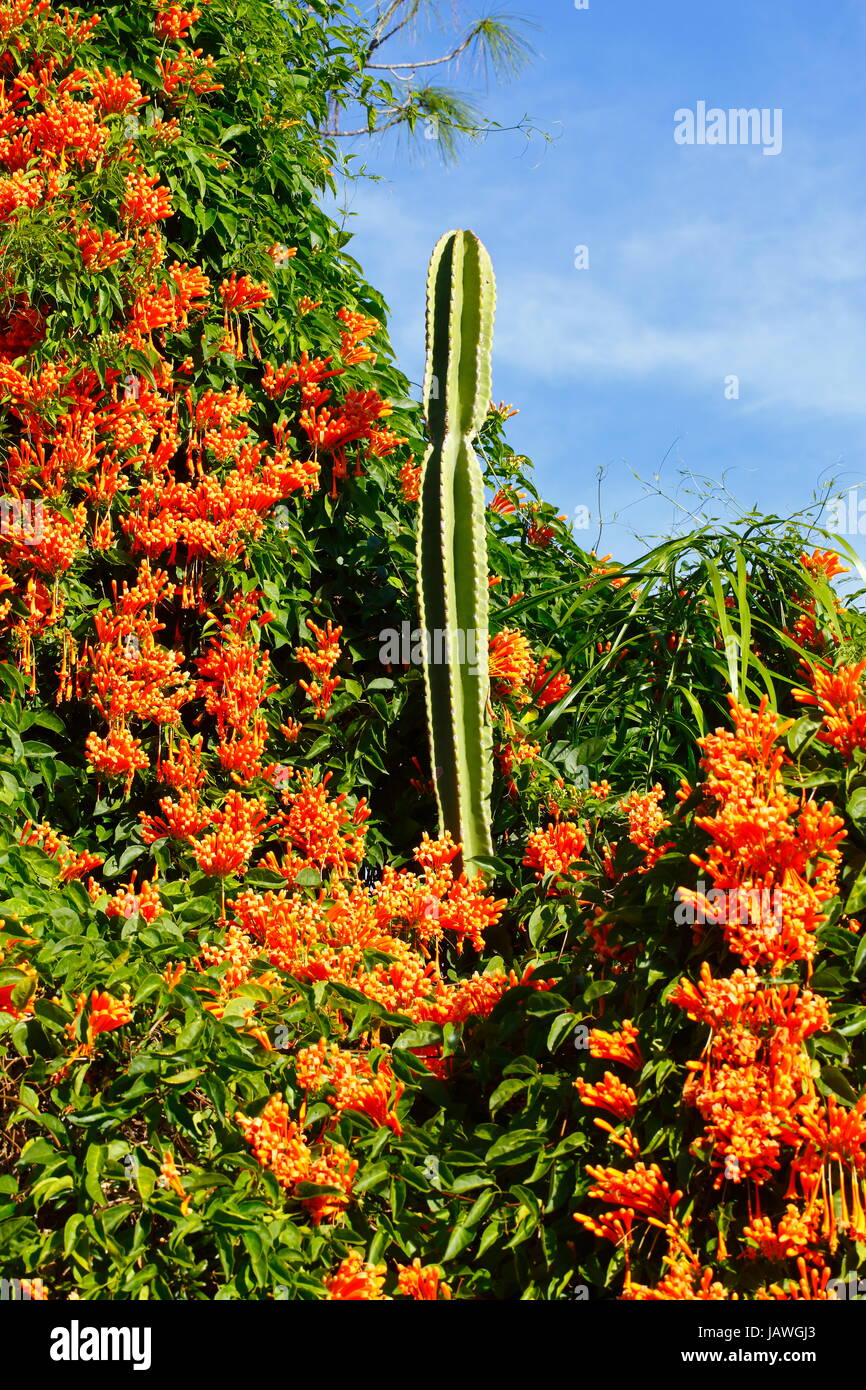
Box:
366;31;478;69
368;0;419;57
328;112;407;137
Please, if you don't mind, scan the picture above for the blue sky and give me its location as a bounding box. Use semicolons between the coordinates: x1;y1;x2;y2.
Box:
329;0;866;563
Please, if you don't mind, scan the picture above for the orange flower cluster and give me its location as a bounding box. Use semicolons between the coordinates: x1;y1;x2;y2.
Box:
235;1093;356;1224
786;1094;866;1251
399;457;421;502
228;835;532;1027
754;1256;837;1301
120;167;173;227
189;790;272;878
680;696;844;968
801;548;848;582
523;820;586;886
295;618;341;717
104;870;163;923
672;966;827;1186
0;934;37;1020
194;922;281;1024
300;387;395;495
582;1161;681;1222
157;46;222;103
588;1020;642;1071
396;1259;452;1300
262;349;343;404
574;1071;637;1122
195;591;275;779
628;694;866;1295
324;1251;387;1300
488;626;534;699
488;628;571;716
219;272;271;314
526;502;564;547
575;1144;731;1300
82;561;191;786
793;660;866;757
621;783;673;871
373;831;506;955
489;487;525;515
336;305;379;366
263;770;368;885
158;1149;191;1215
155;1;207;44
295;1038;405;1135
61;988;133;1072
320;1252;451;1300
139;787;209;845
531;655;571;709
18;817;103;880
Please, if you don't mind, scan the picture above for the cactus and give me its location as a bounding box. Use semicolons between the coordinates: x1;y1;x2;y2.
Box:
417;229;495;873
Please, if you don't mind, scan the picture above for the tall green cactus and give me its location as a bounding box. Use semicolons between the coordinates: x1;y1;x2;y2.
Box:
417;229;495;873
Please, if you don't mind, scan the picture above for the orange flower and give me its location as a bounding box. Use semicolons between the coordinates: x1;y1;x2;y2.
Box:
399;458;421;502
0;955;37;1020
264;770;368;883
743;1205;820;1261
295;1039;405;1135
75;221;132;271
159;1149;191;1215
489;487;525;515
85;727;149;782
105;871;163;923
120;168;173;226
621;783;673;871
220;273;271;314
295;618;341;717
684;695;845;967
155;1;205;42
801;548;848;581
588;1020;642;1070
575;1071;637;1121
523;821;586;882
396;1258;451;1300
189;791;271;877
88;990;133;1035
324;1251;387;1300
157;47;222;101
488;627;534;700
236;1093;356;1223
19;819;103;881
336;306;379;365
793;660;866;756
582;1161;681;1222
140;789;209;844
90;68;147;115
161;961;185;990
66;989;133;1050
530;656;571;709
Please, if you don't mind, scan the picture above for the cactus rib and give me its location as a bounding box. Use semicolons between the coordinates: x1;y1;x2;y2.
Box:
417;229;495;872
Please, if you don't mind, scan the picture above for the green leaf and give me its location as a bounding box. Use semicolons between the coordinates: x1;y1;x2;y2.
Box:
485;1130;543;1166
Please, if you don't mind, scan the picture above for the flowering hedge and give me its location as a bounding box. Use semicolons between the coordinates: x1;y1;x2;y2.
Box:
1;0;866;1302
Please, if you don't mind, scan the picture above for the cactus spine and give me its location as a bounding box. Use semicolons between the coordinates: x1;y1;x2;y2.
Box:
417;229;495;873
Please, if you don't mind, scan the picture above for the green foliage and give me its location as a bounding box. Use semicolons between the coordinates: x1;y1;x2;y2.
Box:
2;0;866;1305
